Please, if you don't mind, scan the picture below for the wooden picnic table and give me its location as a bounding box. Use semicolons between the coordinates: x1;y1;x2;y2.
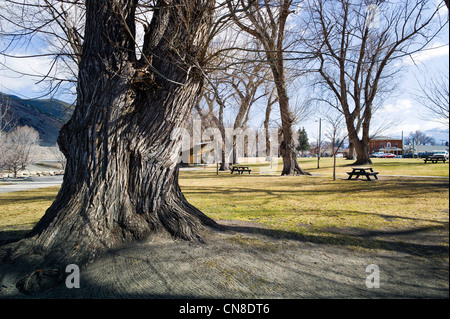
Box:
423;156;446;164
347;167;379;181
230;165;252;175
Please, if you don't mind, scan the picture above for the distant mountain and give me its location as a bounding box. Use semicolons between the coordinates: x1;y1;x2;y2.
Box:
0;92;74;146
389;128;449;146
424;128;450;145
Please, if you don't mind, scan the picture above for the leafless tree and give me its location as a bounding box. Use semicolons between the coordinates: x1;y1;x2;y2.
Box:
0;98;16;172
226;0;311;175
0;98;15;138
415;66;449;127
51;144;67;171
323;111;347;180
0;125;39;177
196;28;274;168
300;0;448;165
0;0;84;98
405;130;436;146
195;78;233;170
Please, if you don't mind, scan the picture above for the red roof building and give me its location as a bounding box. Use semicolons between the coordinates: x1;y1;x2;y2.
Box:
369;136;403;155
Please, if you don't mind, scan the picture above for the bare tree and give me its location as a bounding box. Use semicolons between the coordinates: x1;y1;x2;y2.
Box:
301;0;447;165
196;29;273;168
405;130;436;157
323;112;347;180
415;66;449;127
0;0;84;97
52;144;67;172
0;97;15;138
0;126;39;177
195;78;233;170
405;130;436;146
0;98;16;173
226;0;311;175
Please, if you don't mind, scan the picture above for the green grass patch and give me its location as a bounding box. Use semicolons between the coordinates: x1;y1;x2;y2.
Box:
0;186;60;236
0;160;448;254
180;168;448;232
272;157;448;177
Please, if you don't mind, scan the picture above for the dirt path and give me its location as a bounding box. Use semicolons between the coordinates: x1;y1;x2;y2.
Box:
0;220;448;299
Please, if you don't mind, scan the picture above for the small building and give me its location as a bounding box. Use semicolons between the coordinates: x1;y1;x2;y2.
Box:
369;136;403;156
180;142;213;166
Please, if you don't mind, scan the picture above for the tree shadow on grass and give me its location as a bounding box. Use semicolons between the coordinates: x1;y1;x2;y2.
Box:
218;221;449;259
182;178;449;200
0;194;57;205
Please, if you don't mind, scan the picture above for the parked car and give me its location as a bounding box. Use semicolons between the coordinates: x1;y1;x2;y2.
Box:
431;150;449;160
370;152;385;158
380;153;396;158
402;153;414;158
418;152;434;158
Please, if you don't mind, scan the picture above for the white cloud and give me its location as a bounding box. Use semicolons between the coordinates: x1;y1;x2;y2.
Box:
384;119;448;137
376;98;448;137
0;52;60;97
403;43;449;66
380;99;413;114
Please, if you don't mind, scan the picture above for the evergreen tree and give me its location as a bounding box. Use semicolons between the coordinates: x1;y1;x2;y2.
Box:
297;127;310;156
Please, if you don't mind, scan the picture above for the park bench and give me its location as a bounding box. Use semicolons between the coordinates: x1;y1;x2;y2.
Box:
230;165;252;175
347;167;379;181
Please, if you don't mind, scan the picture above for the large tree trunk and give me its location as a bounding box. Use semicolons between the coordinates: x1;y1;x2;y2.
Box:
352;139;372;165
346;121;372;165
1;0;217;271
270;64;310;176
347;141;355;160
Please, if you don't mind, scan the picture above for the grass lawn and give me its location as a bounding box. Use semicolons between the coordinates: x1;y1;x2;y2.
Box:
180;163;448;251
0;187;59;237
0;158;448;254
262;157;449;177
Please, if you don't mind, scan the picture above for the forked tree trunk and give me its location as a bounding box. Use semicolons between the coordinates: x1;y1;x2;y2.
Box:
1;0;217;270
271;66;310;176
345;119;372;166
352;139;372;165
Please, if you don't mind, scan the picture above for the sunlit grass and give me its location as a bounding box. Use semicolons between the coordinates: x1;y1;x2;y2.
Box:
303;157;449;177
180;165;448;253
242;157;449;177
0;187;59;235
0;159;448;252
180;168;448;233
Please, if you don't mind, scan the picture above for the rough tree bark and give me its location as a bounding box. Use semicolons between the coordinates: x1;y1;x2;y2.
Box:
1;0;217;272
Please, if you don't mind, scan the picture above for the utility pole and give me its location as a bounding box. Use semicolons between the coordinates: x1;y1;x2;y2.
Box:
401;131;404;157
317;117;321;169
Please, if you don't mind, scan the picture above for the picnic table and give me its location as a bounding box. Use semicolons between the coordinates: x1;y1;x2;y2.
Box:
423;156;446;164
347;167;379;181
230;165;252;175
